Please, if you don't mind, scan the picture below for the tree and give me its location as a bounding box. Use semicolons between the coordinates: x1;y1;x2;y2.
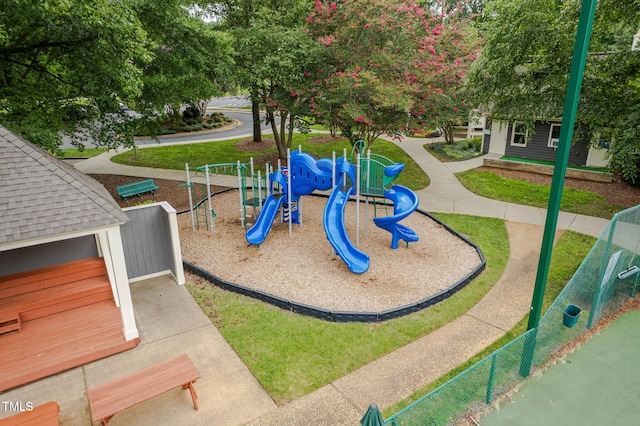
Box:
133;1;233;120
468;0;640;183
216;0;312;144
304;0;479;147
0;0;150;151
243;25;319;160
0;0;232;151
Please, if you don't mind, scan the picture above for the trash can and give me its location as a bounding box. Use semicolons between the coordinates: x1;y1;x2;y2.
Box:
563;304;581;328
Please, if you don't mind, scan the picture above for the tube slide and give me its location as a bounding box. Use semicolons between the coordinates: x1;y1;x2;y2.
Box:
323;181;370;274
246;194;287;245
373;185;419;249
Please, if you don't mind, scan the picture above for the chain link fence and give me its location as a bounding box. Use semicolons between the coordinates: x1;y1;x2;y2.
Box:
386;205;640;425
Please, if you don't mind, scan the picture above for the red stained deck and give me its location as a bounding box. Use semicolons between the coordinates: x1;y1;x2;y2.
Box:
0;259;139;393
0;300;139;393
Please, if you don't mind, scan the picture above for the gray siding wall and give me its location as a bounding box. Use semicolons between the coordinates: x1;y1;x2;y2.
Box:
504;122;590;166
482;120;491;153
0;235;98;276
121;204;175;280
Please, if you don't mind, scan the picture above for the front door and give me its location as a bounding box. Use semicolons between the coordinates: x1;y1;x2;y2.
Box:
489;121;509;155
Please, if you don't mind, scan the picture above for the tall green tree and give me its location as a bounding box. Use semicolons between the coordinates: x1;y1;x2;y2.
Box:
241;24;318;160
0;0;231;151
0;0;150;151
468;0;640;183
133;1;233;122
216;0;312;144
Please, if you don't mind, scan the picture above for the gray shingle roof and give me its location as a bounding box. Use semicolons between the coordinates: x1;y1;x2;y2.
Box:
0;126;129;245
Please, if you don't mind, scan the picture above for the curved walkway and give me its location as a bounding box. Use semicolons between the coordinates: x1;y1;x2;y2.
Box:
73;135;610;425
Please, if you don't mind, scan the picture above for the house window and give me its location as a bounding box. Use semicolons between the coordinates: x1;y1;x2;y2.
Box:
548;124;561;148
597;129;613;149
510;124;528;147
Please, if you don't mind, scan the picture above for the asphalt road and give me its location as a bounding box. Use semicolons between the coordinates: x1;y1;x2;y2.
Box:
139;109;271;145
61;96;271;148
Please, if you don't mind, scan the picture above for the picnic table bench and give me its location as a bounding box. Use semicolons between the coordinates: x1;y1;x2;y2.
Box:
0;401;59;425
116;179;159;201
87;353;200;425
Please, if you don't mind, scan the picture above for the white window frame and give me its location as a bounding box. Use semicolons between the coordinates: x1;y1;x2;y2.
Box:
548;123;561;149
510;123;528;147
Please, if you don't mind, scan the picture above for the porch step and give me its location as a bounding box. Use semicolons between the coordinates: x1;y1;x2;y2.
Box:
0;258;113;327
0;312;20;336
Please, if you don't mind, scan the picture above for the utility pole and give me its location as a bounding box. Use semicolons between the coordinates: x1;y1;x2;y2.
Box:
519;0;599;377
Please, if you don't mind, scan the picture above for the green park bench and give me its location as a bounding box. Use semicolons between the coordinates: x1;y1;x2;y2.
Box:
116;179;159;201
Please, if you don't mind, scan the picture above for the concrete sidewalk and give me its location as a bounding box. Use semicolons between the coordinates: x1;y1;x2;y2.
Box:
58;137;612;425
75;137;609;239
0;276;276;426
390;136;609;239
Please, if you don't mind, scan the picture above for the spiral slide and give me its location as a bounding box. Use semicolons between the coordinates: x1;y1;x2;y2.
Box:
373;185;419;249
323;176;370;274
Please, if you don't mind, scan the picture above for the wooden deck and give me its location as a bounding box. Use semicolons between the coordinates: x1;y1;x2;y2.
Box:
0;259;139;393
0;300;139;393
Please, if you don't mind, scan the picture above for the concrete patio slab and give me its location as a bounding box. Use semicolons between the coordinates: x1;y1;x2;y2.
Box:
0;275;276;426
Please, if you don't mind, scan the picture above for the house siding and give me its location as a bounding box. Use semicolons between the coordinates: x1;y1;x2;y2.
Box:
121;204;174;280
482;120;491;153
0;235;98;276
504;122;590;166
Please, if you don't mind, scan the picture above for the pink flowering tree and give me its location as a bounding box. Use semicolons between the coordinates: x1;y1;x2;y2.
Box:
302;0;479;147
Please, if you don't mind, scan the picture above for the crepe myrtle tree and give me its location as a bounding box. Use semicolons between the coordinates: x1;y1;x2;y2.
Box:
301;0;479;148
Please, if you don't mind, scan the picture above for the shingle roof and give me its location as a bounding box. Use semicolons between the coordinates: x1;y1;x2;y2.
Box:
0;125;129;245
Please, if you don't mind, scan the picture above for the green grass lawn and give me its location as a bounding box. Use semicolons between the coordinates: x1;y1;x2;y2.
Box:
456;169;622;219
56;147;108;158
186;214;508;405
111;133;430;190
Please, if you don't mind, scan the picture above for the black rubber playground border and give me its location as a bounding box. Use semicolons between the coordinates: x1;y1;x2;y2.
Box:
180;190;486;323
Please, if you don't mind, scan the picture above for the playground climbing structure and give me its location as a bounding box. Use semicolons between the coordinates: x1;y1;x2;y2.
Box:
183;159;272;232
245;146;421;274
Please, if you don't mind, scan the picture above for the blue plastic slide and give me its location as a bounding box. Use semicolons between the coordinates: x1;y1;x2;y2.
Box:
323;180;370;274
373;185;420;249
246;194;286;245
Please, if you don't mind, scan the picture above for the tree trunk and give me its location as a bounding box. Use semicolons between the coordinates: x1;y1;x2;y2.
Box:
251;96;262;143
440;124;455;144
329;122;338;137
196;99;209;116
268;109;287;161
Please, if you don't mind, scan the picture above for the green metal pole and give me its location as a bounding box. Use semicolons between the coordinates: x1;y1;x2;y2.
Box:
485;353;498;404
519;0;598;377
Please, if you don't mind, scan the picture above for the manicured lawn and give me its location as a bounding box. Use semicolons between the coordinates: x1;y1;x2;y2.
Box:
382;229;597;417
186;214;508;405
57;147;108;158
456;169;622;219
111;133;429;190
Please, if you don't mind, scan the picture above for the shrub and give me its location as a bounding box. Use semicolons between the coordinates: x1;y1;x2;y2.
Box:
183;105;202;120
